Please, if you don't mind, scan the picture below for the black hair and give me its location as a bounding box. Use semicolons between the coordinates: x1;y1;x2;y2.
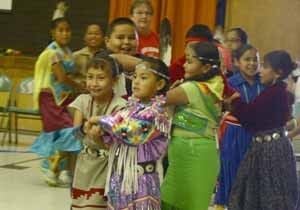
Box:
185;24;213;42
138;56;170;94
187;42;221;81
87;51;122;78
263;50;297;80
233;44;257;60
106;17;136;37
85;23;104;35
50;17;70;30
130;0;153;15
227;28;248;44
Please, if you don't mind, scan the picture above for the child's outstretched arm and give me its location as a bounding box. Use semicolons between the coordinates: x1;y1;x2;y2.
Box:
73;109;84;126
52;63;85;91
165;85;189;106
110;54;141;72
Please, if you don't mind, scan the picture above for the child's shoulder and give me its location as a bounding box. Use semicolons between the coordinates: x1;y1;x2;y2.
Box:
73;94;91;104
111;95;127;109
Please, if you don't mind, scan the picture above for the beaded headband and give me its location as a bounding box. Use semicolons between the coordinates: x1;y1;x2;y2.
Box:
135;62;170;80
193;56;220;68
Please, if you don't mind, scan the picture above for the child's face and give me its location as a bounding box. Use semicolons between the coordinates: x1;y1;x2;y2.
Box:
132;63;164;101
183;46;210;79
259;62;280;85
86;67;114;99
105;24;137;55
237;48;259;79
225;31;242;51
84;25;103;49
131;3;153;31
52;21;71;46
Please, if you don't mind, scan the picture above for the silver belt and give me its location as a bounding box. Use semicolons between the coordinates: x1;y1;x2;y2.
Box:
136;161;156;176
253;129;286;143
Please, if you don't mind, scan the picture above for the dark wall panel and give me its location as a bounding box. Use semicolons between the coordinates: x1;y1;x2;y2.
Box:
0;0;109;55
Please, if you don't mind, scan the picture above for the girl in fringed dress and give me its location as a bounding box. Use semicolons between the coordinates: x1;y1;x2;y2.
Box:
86;56;170;209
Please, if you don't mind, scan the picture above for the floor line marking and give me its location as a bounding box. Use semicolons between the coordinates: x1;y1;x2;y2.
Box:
0;157;43;167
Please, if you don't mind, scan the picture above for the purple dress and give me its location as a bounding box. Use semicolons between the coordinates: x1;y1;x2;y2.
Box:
100;96;169;210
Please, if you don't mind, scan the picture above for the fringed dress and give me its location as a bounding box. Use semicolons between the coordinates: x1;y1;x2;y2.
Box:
99;96;170;210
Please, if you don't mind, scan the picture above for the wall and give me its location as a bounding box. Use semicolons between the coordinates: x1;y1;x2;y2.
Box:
0;0;109;55
226;0;300;60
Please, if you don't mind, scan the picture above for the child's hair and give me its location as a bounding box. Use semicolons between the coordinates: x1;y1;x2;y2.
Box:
130;0;153;15
185;24;213;42
137;56;170;94
227;28;248;44
263;50;297;80
50;17;70;30
106;17;136;37
233;44;257;60
88;52;122;78
188;42;221;81
85;23;104;34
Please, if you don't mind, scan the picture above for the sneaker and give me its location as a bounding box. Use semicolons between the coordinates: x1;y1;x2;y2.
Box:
43;169;58;187
58;170;72;186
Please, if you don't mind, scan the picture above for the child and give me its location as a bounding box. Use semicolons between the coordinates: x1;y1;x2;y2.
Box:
214;44;264;210
227;50;298;210
130;0;160;58
169;24;213;84
30;17;84;186
103;17;138;97
86;56;170;209
161;42;225;210
69;55;127;209
224;28;248;52
73;24;104;79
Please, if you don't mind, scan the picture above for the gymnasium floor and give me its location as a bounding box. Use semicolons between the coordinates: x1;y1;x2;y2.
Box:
0;134;70;210
0;133;299;210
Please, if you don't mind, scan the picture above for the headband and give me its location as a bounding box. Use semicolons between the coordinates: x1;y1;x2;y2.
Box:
136;62;170;80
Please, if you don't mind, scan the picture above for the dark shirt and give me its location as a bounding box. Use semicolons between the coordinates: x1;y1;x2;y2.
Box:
232;81;289;133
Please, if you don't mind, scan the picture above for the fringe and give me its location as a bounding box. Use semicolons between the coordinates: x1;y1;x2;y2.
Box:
105;143;138;195
108;196;161;210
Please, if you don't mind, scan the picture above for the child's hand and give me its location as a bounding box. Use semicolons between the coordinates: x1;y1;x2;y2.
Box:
88;116;100;124
223;92;240;111
87;124;103;140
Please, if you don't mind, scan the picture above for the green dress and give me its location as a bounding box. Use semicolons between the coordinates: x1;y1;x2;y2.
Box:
161;77;223;210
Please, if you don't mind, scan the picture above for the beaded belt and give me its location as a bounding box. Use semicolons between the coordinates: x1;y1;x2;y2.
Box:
253;128;286;143
136;161;156;176
83;146;108;158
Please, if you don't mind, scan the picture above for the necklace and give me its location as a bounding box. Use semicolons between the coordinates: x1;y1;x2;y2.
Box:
89;95;113;118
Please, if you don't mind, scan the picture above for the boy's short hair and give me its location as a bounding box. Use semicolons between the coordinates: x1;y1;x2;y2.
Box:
88;50;122;78
106;17;136;37
185;24;213;42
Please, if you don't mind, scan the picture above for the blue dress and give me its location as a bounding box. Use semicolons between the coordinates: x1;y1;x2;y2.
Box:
215;71;264;206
